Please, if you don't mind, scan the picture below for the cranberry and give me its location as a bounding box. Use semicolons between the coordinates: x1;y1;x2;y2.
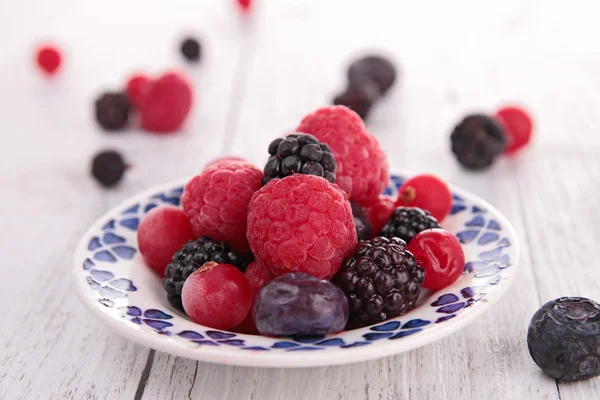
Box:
407;229;465;290
126;73;151;108
397;174;452;222
182;262;252;330
137;206;194;276
36;45;61;75
495;106;533;154
237;261;274;334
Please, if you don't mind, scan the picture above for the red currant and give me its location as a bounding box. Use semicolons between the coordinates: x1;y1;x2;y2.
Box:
396;174;452;222
182;263;252;330
126;73;151;108
237;0;252;12
35;45;62;75
137;206;194;276
495;106;533;154
363;195;396;237
407;229;465;290
236;261;274;334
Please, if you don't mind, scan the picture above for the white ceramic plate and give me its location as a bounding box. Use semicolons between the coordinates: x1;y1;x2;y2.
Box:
74;170;519;368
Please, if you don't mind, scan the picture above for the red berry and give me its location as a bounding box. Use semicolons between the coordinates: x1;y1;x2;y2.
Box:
396;174;452;222
237;0;252;12
36;45;61;75
137;206;194;276
296;106;389;204
407;229;465;290
363;195;396;236
182;160;262;251
182;262;252;330
140;71;193;133
237;260;274;334
247;174;357;279
495;106;533;154
126;74;151;108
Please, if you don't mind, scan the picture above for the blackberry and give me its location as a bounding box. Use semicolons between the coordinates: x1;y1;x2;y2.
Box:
451;114;507;170
348;55;397;95
95;92;131;131
163;236;253;310
333;236;424;328
91;150;127;187
333;78;380;120
180;37;202;62
262;133;337;186
351;202;372;241
379;207;441;244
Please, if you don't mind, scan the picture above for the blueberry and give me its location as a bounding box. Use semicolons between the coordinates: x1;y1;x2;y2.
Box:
527;297;600;381
253;272;349;336
347;55;397;95
333;78;380;120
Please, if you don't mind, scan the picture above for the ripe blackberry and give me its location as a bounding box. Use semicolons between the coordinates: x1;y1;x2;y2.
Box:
451;114;507;170
334;236;424;328
379;207;441;244
262;133;337;185
351;202;372;241
95;92;131;131
163;236;253;310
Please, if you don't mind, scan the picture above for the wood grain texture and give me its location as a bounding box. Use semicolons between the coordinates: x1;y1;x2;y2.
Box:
1;0;600;399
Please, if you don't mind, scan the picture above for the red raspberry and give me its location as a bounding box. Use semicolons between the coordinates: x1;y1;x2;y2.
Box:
237;0;252;12
237;260;274;334
126;73;151;108
495;106;533;154
137;206;195;276
296;106;389;204
396;174;452;222
182;161;262;251
247;174;357;279
35;44;61;75
363;195;396;236
407;229;465;290
140;71;193;133
204;156;247;170
182;262;252;330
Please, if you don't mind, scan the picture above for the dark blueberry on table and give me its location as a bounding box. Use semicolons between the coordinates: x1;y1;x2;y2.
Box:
450;114;507;171
91;150;128;187
333;78;380;120
94;92;131;131
351;202;372;241
180;37;202;63
527;297;600;381
262;133;337;186
253;272;349;336
379;207;441;244
348;55;397;95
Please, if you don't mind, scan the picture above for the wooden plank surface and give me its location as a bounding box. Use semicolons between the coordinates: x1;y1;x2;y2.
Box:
1;0;600;399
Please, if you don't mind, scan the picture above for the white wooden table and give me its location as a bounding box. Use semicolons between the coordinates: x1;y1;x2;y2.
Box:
1;0;600;398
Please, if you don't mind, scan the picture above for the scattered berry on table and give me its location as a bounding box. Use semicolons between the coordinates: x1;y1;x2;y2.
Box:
182;160;262;251
182;262;252;330
125;73;151;108
351;202;372;241
163;236;253;310
94;92;131;131
363;195;396;237
204;156;247;170
140;71;193;133
296;106;389;203
379;207;441;244
262;133;337;186
247;174;357;279
397;174;453;222
237;260;276;334
253;272;349;336
407;229;464;290
333;78;380;120
180;37;202;63
527;297;600;381
35;44;62;75
333;236;424;328
236;0;252;13
451;114;507;170
495;105;533;154
138;206;195;276
91;150;128;187
347;55;397;95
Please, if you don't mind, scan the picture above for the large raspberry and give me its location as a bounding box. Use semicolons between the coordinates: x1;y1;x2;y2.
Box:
247;175;357;279
296;106;389;203
182;161;262;251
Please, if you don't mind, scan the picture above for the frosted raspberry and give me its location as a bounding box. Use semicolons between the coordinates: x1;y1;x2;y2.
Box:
247;174;357;279
363;195;396;237
182;161;262;251
296;106;389;203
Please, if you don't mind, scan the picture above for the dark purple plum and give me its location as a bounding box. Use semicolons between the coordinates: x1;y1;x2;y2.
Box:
253;272;349;336
351;202;372;241
527;297;600;381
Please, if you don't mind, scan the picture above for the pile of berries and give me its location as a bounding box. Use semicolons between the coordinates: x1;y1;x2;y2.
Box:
136;105;466;336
